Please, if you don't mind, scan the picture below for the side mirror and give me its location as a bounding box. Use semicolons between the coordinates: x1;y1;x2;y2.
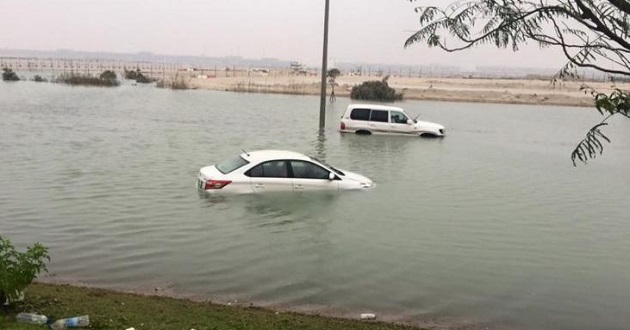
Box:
328;172;335;180
407;119;414;125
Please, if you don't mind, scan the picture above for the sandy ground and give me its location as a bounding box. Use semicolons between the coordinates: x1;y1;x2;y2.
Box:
188;74;627;107
3;56;625;107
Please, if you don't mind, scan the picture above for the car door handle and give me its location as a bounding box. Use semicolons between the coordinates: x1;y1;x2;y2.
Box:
254;184;265;188
294;184;304;190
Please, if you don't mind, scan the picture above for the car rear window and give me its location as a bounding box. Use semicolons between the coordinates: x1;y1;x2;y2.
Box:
216;155;249;174
350;108;370;121
370;110;389;122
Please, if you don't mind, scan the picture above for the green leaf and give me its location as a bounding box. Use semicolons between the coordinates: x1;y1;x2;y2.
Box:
0;236;50;305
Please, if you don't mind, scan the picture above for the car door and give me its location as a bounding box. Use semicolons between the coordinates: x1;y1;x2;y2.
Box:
289;160;339;192
389;110;415;135
368;109;390;133
346;107;371;131
245;160;293;193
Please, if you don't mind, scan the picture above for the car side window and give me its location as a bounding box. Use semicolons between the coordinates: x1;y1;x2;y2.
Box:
290;161;330;180
350;108;370;121
246;160;289;178
390;111;408;124
369;110;388;122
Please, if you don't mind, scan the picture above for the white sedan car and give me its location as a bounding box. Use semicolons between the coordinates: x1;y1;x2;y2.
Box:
197;150;374;194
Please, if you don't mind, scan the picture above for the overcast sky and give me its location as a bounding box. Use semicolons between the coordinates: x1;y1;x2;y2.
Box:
2;0;569;69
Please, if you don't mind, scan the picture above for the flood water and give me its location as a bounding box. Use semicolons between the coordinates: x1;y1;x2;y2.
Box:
1;80;629;330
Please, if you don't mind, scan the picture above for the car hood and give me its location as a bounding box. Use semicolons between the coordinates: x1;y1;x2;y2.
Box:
340;169;374;187
415;120;444;131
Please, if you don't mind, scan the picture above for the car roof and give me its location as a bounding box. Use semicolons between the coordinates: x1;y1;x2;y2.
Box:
347;103;404;112
240;149;311;163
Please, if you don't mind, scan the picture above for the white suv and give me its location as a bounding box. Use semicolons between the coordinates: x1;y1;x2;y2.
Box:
339;104;445;137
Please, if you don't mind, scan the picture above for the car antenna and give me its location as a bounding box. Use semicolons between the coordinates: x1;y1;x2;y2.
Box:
242;149;251;157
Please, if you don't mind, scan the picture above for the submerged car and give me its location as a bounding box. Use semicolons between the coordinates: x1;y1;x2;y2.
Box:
197;150;374;194
339;104;445;137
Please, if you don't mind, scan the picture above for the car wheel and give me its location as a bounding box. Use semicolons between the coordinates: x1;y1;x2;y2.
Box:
356;130;372;135
420;133;438;138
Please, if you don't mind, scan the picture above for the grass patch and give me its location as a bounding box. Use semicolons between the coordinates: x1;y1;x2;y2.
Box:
156;72;189;90
156;77;189;90
1;283;422;330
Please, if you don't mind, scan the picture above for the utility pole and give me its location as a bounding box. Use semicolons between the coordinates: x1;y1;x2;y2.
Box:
319;0;330;129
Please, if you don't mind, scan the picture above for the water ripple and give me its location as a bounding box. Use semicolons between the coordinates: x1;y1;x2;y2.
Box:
1;84;630;330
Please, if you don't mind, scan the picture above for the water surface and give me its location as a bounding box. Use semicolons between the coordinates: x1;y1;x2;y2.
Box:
1;81;629;330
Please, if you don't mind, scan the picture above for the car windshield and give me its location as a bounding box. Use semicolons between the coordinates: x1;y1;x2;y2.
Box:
309;156;345;176
216;155;249;174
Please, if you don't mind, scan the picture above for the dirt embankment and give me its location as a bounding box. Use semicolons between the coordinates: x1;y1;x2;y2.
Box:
187;73;624;107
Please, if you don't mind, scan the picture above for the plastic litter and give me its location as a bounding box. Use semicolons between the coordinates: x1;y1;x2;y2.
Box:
360;313;376;320
49;315;90;329
16;313;48;324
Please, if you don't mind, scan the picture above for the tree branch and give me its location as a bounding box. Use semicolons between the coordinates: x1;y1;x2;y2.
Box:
574;0;630;49
552;20;630;76
607;0;630;15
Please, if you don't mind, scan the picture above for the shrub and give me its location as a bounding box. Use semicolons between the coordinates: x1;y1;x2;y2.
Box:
135;74;153;84
32;75;47;82
2;68;20;81
54;70;120;87
350;76;403;101
0;236;49;305
99;70;118;84
124;69;139;80
124;69;153;83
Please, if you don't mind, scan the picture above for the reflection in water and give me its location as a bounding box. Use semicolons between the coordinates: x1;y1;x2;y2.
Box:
337;134;420;180
199;191;340;225
198;193;228;207
310;129;328;161
341;133;416;153
242;192;339;219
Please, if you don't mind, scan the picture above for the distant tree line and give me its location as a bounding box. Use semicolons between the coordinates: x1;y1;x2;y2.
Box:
2;67;120;86
2;66;192;90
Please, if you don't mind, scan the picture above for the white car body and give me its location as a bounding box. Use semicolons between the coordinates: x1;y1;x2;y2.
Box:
197;150;374;194
339;104;445;137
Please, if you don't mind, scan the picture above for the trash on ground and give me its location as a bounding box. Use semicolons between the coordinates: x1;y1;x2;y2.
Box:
360;313;376;320
50;315;90;329
15;312;48;324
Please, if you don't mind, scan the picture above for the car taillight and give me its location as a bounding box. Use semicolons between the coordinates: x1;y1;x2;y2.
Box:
340;122;346;130
204;179;232;190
